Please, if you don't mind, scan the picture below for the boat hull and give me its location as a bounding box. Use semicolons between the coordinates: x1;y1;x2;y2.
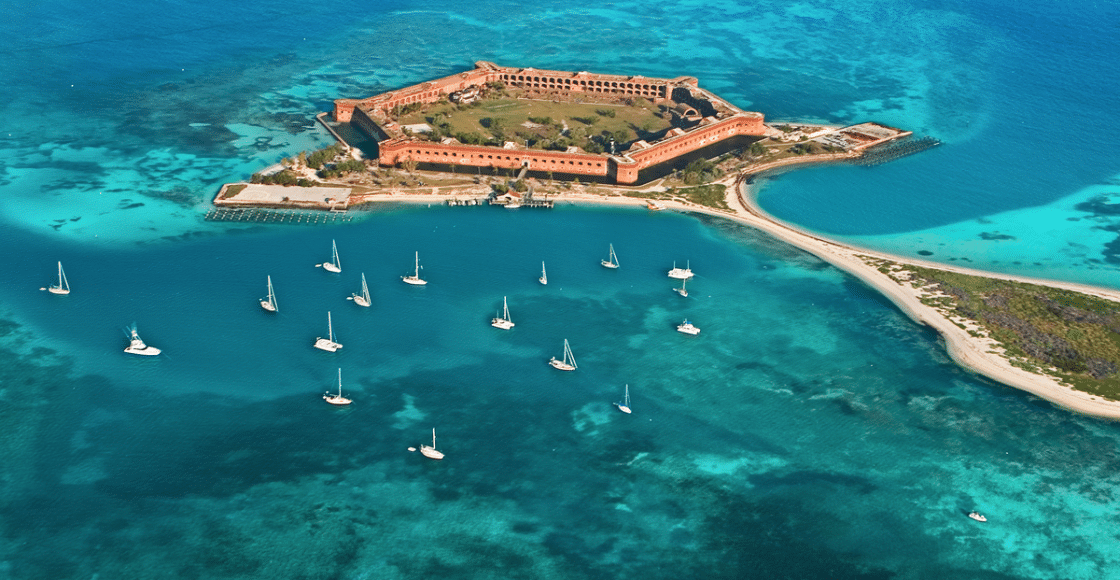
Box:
324;395;352;406
260;300;276;312
668;269;693;280
402;276;427;286
48;287;70;295
322;262;341;273
420;446;444;460
491;318;514;330
677;324;700;335
539;277;547;285
549;358;576;371
124;345;161;356
314;338;343;352
616;404;632;414
601;261;619;269
352;295;370;307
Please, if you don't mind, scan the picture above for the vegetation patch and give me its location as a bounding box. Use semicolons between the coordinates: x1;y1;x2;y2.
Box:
880;261;1120;400
221;184;247;199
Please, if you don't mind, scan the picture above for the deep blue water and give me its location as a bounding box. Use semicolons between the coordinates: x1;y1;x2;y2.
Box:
2;0;1120;578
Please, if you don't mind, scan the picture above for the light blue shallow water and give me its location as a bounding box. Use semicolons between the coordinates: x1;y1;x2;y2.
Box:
2;0;1120;578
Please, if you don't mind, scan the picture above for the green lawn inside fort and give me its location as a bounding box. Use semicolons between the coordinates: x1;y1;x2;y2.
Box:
394;91;673;153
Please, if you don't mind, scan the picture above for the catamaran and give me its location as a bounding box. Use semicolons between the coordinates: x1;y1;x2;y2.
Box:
549;338;577;371
677;319;700;335
601;243;620;269
260;275;278;312
47;261;70;295
123;323;161;356
667;260;694;280
317;239;342;273
402;251;427;285
491;296;515;330
420;428;444;460
349;273;371;307
323;368;352;406
675;276;689;297
614;384;632;414
539;261;548;285
313;311;343;352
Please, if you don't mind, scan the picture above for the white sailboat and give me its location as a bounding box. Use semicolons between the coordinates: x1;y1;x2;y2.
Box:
539;261;548;285
420;428;444;460
313;311;343;352
675;276;689;297
46;261;70;295
549;338;577;371
667;260;694;280
614;384;632;414
601;243;620;269
260;275;278;312
123;323;161;356
677;319;700;335
402;251;427;285
323;368;352;406
316;239;342;273
348;273;371;307
491;296;515;330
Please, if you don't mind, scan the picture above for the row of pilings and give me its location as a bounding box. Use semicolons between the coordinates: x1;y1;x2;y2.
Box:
204;208;357;225
851;136;941;166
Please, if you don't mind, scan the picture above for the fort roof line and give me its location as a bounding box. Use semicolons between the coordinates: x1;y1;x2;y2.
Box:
333;62;767;185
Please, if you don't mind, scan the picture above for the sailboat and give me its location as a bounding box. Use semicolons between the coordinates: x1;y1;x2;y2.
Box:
676;319;701;335
46;261;70;295
539;261;548;285
667;260;694;280
614;384;632;414
601;243;620;269
402;251;427;285
123;323;161;356
323;368;352;406
348;273;371;307
260;275;278;312
491;296;515;329
313;311;343;352
316;239;342;273
549;338;577;371
675;276;689;297
420;428;444;460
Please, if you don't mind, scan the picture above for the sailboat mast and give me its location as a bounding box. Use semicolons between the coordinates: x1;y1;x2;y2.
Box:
415;252;420;277
338;368;342;396
327;312;333;340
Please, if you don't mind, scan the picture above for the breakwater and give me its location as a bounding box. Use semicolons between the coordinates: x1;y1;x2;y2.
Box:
851;136;940;166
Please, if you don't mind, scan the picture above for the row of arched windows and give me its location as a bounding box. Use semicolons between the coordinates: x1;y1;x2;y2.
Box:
498;74;663;97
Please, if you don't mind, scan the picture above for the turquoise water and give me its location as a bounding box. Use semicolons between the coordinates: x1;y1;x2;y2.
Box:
3;0;1120;578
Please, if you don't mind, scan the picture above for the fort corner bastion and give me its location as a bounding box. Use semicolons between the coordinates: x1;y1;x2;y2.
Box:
333;61;767;185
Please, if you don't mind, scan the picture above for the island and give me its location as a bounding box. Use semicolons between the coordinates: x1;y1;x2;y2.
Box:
214;62;1120;420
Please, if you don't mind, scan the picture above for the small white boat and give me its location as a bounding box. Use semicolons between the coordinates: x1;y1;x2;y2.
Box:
675;276;689;297
491;296;515;330
549;338;577;371
539;261;548;285
676;319;700;335
667;260;694;280
47;261;71;295
349;273;371;307
601;243;620;269
313;311;343;352
402;251;427;285
420;428;444;460
317;239;342;273
260;275;278;312
968;511;987;522
614;384;632;414
123;324;161;356
323;368;352;406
